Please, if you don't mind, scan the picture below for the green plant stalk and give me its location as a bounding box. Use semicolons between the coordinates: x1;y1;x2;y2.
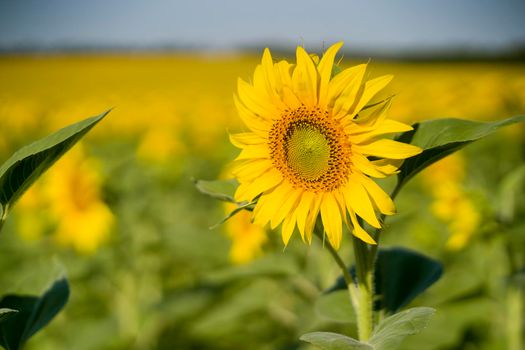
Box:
352;235;374;341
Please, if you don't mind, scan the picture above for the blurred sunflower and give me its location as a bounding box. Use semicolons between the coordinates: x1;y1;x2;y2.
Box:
17;145;114;254
223;202;267;265
422;153;480;250
230;42;421;249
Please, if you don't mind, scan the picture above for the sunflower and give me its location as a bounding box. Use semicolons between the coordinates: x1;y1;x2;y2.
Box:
230;42;421;249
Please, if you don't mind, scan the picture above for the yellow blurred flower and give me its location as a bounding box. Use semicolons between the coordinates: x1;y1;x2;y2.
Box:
223;203;267;265
136;126;186;164
422;153;480;250
17;145;114;254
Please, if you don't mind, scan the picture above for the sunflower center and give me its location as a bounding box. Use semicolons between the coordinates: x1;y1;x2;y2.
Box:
286;125;330;181
268;105;352;192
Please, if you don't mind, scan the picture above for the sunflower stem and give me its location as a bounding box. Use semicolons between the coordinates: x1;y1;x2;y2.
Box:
352;235;374;341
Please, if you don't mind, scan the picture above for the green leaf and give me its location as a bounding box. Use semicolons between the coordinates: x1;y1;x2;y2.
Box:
300;332;372;350
396;115;525;189
0;277;70;350
0;110;110;224
315;290;356;323
374;248;442;313
194;178;239;202
369;307;435;350
0;309;18;323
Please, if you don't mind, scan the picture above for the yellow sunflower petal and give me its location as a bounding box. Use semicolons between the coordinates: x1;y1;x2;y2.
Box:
371;159;403;176
295;191;315;241
348;209;376;244
282;210;298;246
233;94;270;135
352;172;396;215
238;78;278;119
348;119;414;144
293;46;319;106
353;97;392;127
320;193;343;249
235;144;269;160
318;42;344;107
343;178;381;229
231;159;273;181
354;139;422;159
304;193;323;244
270;189;303;229
330;65;367;118
261;48;277;92
352;153;389;178
333;189;349;226
234;168;282;202
327;64;367;108
351;75;393;117
229;132;266;148
252;182;294;226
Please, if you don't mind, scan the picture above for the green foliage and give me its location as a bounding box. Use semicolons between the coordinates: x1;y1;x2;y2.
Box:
374;248;442;313
0;309;18;323
315;290;356;323
368;307;435;350
0;112;108;349
301;307;434;350
328;248;442;313
498;164;525;223
0;278;69;350
0;110;110;224
396;115;525;189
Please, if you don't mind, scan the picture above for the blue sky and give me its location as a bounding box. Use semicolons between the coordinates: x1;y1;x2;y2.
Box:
1;0;524;52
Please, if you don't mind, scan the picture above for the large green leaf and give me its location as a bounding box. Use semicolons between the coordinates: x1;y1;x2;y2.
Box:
0;110;110;223
396;115;525;189
300;332;372;350
368;307;435;350
374;248;442;313
0;278;70;350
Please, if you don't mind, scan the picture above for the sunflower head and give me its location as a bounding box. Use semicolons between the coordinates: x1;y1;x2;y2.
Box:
230;43;421;249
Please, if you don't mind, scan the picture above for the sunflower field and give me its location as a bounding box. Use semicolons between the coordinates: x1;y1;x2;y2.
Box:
0;50;524;350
